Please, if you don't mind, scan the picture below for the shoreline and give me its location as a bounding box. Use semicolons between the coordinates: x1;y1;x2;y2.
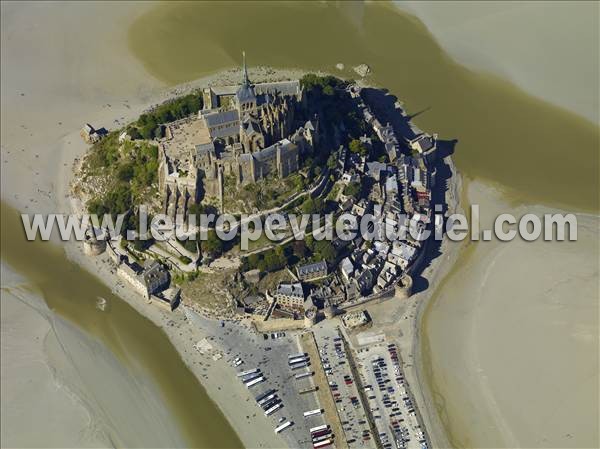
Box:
58;67;321;449
393;1;599;125
417;180;599;448
60;235;287;449
0;3;294;446
409;160;466;449
59;65;461;448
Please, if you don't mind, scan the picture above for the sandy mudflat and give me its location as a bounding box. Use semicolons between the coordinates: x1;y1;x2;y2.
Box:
388;2;599;446
421;181;599;448
1;1;165;218
1;266;110;448
1;264;193;448
394;1;599;124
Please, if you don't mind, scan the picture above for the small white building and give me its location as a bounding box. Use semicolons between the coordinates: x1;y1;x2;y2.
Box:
340;257;354;282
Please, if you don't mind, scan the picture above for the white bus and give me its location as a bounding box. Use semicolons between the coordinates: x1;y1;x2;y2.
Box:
257;393;277;406
245;376;265;388
288;356;309;365
288;353;307;360
303;409;323;418
290;362;309;370
242;372;262;383
264;403;282;416
237;368;259;378
313;438;332;448
274;421;293;434
312;434;331;444
294;371;313;380
309;425;329;433
255;389;275;402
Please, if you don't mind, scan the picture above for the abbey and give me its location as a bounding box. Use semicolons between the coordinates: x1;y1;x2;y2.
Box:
158;53;318;217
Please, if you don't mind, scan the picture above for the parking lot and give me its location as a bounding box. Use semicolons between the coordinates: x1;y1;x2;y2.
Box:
313;324;377;449
355;343;428;449
238;333;322;448
191;318;323;448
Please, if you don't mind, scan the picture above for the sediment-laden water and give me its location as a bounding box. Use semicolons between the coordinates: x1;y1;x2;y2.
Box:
0;202;243;449
129;1;598;212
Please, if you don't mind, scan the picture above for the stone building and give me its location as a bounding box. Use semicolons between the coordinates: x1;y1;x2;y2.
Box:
273;282;305;310
159;53;319;216
296;260;328;281
80;123;106;144
117;259;170;300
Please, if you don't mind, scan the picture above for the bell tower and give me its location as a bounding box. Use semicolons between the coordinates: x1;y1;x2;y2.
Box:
241;51;250;86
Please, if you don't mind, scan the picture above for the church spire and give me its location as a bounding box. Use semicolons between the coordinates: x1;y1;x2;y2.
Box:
242;51;249;86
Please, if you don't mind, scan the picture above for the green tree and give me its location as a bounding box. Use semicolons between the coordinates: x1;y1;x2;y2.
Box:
305;233;315;252
349;139;368;156
343;181;361;200
247;253;260;269
327;154;337;170
181;237;197;253
127;127;142;140
322;85;334;96
202;230;223;257
301;197;324;215
313;240;336;262
265;249;286;271
292;240;308;259
87;198;107;216
117;163;134;182
139;123;156;140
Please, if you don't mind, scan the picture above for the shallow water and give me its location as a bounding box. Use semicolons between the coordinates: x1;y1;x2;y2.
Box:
0;201;243;449
129;1;599;212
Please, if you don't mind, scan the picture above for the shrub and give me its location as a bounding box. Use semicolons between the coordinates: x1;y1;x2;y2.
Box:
343;181;361;200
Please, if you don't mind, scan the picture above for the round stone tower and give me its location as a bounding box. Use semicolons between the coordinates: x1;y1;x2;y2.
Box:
83;228;106;256
304;306;317;328
394;273;413;300
324;304;336;320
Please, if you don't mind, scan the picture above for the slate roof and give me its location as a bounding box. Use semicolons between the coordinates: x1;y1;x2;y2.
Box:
203;109;240;127
276;282;304;298
297;260;327;277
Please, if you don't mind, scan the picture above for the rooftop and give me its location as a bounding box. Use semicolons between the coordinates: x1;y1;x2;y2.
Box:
276;282;304;298
297;260;328;277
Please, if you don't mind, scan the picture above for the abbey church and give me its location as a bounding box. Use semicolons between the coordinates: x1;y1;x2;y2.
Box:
158;53;319;217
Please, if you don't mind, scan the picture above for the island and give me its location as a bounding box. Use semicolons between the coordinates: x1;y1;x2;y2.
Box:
72;54;458;449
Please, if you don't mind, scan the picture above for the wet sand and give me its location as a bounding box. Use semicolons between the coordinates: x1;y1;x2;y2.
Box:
420;182;599;448
1;264;190;448
125;6;600;444
395;1;599;124
1;267;112;448
1;200;250;448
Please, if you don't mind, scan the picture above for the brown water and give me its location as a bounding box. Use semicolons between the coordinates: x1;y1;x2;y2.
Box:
129;1;599;212
0;201;243;449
